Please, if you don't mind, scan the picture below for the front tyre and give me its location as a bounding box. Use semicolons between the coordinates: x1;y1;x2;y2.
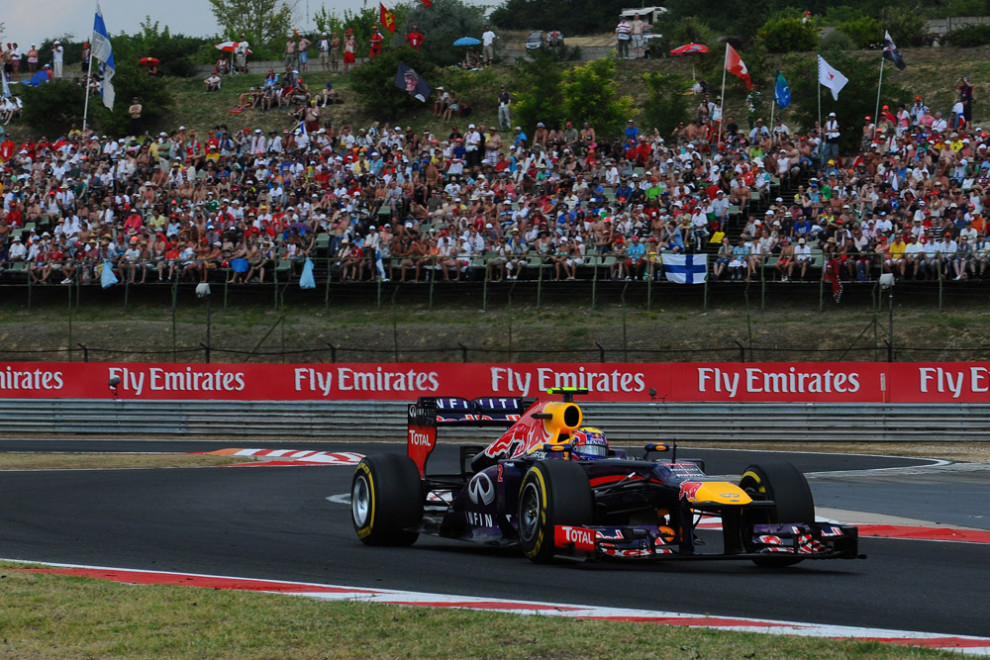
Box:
740;461;815;567
351;454;423;546
518;460;594;564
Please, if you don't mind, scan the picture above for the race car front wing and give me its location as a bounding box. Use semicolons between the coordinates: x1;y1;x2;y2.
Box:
554;522;863;561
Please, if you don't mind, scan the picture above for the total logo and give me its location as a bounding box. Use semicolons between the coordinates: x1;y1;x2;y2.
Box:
468;473;495;506
408;428;434;447
555;525;596;551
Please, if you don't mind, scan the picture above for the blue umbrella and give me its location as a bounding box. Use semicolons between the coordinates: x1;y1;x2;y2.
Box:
453;37;481;46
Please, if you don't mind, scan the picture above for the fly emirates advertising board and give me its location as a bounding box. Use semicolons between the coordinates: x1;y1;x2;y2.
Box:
1;362;990;403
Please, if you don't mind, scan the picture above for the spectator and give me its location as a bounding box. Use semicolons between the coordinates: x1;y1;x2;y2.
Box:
629;13;646;59
204;71;222;92
128;97;143;137
26;44;38;74
52;40;63;78
481;25;497;66
318;34;331;71
297;34;312;72
498;84;511;131
284;35;298;70
615;15;631;59
369;27;383;60
958;77;974;125
407;26;425;51
234;38;249;74
343;30;357;74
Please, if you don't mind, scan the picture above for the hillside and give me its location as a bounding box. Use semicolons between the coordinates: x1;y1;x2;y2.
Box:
6;42;990;142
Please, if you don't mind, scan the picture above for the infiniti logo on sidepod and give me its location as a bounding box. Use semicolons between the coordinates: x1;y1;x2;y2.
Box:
468;473;495;506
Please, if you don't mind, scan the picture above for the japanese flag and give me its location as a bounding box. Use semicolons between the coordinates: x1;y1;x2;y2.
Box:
724;43;752;90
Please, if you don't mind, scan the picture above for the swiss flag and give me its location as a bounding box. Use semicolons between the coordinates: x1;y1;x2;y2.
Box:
724;43;752;90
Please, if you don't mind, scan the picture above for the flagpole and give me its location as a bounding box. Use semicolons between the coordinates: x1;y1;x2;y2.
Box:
82;47;95;133
816;57;822;167
770;89;776;146
718;45;728;146
874;55;886;143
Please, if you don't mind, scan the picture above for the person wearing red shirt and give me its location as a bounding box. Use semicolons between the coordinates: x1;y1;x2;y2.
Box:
5;202;24;227
369;28;383;60
406;26;424;51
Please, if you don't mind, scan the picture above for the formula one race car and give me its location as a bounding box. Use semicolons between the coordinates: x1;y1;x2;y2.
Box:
350;388;862;565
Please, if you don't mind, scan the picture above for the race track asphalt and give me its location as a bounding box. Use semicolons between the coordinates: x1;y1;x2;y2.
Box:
1;440;988;638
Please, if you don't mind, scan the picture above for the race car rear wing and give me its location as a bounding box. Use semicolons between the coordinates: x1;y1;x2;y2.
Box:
407;396;536;476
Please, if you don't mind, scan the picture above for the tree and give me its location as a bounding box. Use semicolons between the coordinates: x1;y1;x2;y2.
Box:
349;47;437;120
782;51;907;154
19;80;87;136
209;0;294;51
560;58;633;140
403;0;487;68
509;51;566;133
641;72;693;139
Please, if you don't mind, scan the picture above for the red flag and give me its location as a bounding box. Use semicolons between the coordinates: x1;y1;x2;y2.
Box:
379;3;397;33
724;43;752;90
419;0;432;6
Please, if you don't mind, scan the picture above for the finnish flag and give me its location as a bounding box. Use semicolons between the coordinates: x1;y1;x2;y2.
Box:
662;253;708;284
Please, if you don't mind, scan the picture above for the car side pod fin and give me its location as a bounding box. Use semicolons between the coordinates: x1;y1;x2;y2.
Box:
407;398;438;477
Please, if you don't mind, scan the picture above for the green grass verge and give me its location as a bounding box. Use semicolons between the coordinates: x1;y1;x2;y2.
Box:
0;564;951;658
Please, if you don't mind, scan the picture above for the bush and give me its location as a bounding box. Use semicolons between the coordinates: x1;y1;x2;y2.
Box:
757;16;818;53
508;50;566;132
403;0;487;68
945;23;990;47
668;17;717;49
819;29;856;52
640;72;692;139
837;16;883;48
349;47;437;121
19;80;87;136
885;11;929;48
560;58;633;140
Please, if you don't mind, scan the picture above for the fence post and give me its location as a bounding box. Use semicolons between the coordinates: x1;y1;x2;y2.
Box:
327;342;337;363
458;342;468;363
735;340;745;362
78;343;89;362
595;341;605;363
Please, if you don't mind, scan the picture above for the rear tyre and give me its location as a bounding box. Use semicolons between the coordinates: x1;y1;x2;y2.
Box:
518;460;594;564
739;461;815;567
351;454;423;546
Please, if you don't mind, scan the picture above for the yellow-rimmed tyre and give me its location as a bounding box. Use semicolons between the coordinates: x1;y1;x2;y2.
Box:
351;454;423;546
518;460;594;564
739;461;815;567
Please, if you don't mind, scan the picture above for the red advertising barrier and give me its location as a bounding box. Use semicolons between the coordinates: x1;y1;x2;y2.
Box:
2;362;990;403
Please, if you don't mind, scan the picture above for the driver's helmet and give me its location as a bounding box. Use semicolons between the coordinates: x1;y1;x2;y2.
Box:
572;427;609;459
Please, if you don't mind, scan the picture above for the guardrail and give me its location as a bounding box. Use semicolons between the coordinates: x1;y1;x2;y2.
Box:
2;399;986;443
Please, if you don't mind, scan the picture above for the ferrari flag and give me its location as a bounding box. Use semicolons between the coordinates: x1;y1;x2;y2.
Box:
419;0;433;6
774;71;791;109
379;3;397;33
724;43;752;90
883;31;906;70
817;55;848;101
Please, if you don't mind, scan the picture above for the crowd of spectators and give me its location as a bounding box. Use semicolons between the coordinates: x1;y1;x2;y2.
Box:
0;85;988;288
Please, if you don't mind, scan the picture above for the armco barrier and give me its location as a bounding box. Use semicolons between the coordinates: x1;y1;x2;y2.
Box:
2;399;988;443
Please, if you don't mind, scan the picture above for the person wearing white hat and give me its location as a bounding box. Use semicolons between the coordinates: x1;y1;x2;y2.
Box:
52;40;64;78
